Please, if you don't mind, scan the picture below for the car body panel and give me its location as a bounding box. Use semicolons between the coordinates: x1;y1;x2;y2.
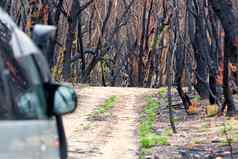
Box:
0;120;60;159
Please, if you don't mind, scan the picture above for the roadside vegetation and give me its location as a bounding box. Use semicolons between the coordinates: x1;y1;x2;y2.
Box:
139;96;171;159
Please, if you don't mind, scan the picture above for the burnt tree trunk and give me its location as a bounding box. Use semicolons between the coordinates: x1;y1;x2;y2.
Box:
210;0;238;115
63;0;79;81
175;42;191;111
210;0;238;48
223;37;237;115
191;0;210;99
174;0;193;113
100;62;106;87
81;1;113;82
138;0;147;86
207;4;220;105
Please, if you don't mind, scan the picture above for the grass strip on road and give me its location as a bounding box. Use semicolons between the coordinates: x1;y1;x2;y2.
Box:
90;96;118;120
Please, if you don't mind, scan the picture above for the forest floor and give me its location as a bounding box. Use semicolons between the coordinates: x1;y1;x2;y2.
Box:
151;91;238;159
63;86;238;159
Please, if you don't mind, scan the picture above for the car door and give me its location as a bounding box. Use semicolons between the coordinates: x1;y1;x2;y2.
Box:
0;34;60;159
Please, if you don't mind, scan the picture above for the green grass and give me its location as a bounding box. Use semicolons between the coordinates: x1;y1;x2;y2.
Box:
158;87;167;97
90;96;118;120
95;96;117;114
139;96;169;159
219;122;233;135
193;95;202;101
217;121;238;146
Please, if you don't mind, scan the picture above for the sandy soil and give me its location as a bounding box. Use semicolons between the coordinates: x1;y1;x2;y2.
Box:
63;87;158;159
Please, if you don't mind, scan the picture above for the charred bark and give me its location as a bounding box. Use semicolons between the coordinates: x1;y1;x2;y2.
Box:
207;5;220;105
223;37;237;115
209;0;238;49
175;44;192;112
138;0;147;86
63;0;79;81
173;0;193;113
210;0;238;115
190;0;210;99
81;1;113;83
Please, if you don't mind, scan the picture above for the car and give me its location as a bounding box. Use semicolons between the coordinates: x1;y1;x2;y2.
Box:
0;8;77;159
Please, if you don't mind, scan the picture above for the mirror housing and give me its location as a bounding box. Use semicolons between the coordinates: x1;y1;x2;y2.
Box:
44;83;77;116
53;86;77;116
32;24;56;63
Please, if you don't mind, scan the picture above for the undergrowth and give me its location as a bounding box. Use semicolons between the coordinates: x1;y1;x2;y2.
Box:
139;96;170;159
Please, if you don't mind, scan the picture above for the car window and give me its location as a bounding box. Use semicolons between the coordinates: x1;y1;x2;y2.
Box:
0;43;48;120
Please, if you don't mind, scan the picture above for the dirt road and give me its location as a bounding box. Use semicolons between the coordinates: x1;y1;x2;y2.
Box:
63;87;158;159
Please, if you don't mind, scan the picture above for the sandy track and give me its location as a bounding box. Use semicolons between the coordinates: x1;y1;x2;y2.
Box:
63;87;157;159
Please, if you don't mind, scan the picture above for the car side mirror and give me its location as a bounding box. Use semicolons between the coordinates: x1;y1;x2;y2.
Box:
32;24;56;62
53;86;77;116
